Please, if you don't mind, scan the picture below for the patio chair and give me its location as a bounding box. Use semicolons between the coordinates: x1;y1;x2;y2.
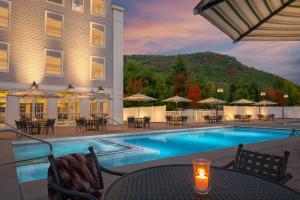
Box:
267;114;275;121
180;116;188;126
48;146;126;200
143;117;151;129
257;114;263;120
127;116;135;128
203;115;211;123
45;119;56;135
165;116;172;126
224;144;292;184
234;115;241;122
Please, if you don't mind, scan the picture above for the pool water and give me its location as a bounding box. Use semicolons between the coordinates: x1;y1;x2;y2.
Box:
13;127;290;183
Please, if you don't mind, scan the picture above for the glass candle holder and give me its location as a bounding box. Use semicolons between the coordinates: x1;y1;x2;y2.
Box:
193;159;211;194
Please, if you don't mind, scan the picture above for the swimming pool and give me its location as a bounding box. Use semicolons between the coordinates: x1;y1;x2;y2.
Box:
13;127;290;183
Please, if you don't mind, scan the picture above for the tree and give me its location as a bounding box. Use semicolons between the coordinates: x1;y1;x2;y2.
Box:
227;83;237;102
172;55;188;96
187;85;201;109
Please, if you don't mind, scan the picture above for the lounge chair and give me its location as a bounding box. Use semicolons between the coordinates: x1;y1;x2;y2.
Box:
234;115;241;122
224;144;292;184
48;146;126;200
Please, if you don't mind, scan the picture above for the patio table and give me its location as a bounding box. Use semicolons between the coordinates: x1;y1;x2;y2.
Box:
134;118;144;128
86;119;99;131
103;165;300;200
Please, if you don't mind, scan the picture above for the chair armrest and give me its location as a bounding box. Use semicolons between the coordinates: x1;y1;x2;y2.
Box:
223;160;234;169
279;173;293;184
48;182;97;200
100;165;127;176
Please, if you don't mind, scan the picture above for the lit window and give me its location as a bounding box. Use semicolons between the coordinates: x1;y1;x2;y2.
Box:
91;57;105;80
46;11;63;39
72;0;84;12
91;23;105;47
45;49;63;76
0;0;10;29
91;0;105;16
46;0;64;5
0;42;8;72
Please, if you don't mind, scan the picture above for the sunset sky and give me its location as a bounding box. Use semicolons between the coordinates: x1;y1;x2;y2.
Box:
114;0;300;84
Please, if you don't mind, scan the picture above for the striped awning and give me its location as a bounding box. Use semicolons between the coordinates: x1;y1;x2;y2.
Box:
194;0;300;42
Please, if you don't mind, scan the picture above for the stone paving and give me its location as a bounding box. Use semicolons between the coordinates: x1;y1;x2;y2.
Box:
0;119;300;199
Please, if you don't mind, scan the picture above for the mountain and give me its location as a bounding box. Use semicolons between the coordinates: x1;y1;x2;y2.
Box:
124;52;300;106
126;52;294;88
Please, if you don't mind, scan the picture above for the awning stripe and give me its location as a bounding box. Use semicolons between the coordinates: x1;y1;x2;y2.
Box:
211;7;242;35
194;0;299;42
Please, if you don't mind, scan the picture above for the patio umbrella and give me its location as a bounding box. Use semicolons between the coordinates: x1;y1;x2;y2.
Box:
198;97;226;121
162;95;192;109
255;100;277;115
9;89;60;98
194;0;300;43
81;90;111;100
231;99;256;115
124;93;157;117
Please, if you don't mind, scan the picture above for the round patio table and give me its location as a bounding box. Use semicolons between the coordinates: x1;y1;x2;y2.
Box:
103;165;300;200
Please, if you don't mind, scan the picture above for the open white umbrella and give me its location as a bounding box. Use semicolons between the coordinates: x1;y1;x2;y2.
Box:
198;97;226;122
162;95;192;109
198;97;226;105
124;93;157;117
255;100;277;115
231;99;256;115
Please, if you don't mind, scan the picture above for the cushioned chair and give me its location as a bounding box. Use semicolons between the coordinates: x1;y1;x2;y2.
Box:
48;146;126;200
224;144;292;184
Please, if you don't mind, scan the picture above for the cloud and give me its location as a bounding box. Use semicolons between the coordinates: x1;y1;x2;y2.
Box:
114;0;300;84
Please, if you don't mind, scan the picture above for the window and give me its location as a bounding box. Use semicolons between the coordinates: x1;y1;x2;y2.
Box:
91;0;105;16
72;0;84;12
46;11;64;39
46;0;64;5
0;0;10;29
0;42;8;72
45;49;63;76
90;23;105;47
91;57;105;80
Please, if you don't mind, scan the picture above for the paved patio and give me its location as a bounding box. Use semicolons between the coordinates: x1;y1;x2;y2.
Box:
0;119;300;200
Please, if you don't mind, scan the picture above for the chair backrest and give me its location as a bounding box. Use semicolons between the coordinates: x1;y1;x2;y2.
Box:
46;119;56;127
48;147;104;200
233;144;290;183
127;116;134;122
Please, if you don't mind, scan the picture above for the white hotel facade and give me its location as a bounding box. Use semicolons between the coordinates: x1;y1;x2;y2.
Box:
0;0;124;126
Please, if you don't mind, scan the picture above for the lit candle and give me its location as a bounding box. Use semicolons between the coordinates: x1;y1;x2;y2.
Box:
195;169;208;192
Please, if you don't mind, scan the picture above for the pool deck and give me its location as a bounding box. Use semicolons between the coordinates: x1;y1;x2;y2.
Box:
1;119;300;199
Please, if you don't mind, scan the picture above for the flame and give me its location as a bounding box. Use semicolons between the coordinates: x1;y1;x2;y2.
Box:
198;169;206;178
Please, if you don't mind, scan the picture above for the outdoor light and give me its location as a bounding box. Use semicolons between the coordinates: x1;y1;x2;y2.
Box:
98;86;105;94
284;94;289;99
217;88;224;93
193;159;211;195
260;92;266;96
67;84;75;93
31;81;38;90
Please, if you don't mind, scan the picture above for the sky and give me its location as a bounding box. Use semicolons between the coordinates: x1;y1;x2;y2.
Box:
113;0;300;85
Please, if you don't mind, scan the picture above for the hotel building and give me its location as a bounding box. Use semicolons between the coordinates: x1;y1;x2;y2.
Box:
0;0;124;126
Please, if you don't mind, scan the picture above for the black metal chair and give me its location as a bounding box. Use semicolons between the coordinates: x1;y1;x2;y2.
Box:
224;144;292;184
127;116;135;128
48;146;126;200
143;117;151;128
45;119;56;135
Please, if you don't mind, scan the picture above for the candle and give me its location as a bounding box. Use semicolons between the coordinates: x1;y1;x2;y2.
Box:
193;159;211;194
195;169;208;192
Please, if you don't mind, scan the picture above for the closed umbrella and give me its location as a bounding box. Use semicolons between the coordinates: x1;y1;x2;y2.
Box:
231;99;256;115
124;93;157;117
194;0;300;43
162;95;192;109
